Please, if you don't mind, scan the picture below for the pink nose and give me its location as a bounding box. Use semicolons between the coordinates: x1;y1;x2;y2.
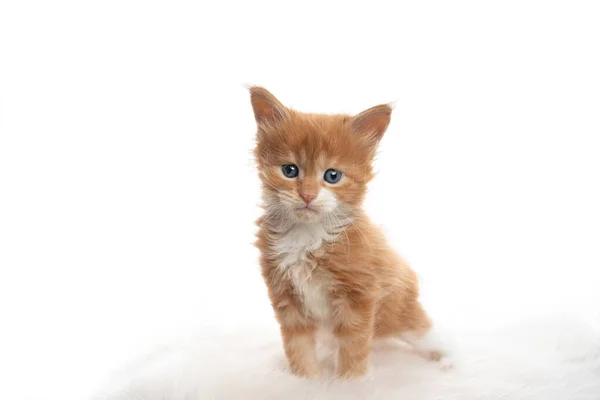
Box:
301;194;316;205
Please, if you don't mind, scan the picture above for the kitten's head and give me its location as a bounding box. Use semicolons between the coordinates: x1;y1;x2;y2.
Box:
250;87;392;225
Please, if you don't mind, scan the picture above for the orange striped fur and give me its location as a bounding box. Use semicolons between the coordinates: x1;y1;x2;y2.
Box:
250;87;444;379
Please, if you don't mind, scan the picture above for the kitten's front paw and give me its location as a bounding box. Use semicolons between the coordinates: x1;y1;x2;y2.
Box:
289;361;322;378
337;359;369;380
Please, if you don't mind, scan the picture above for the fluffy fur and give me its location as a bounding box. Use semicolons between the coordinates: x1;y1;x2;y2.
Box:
251;87;444;379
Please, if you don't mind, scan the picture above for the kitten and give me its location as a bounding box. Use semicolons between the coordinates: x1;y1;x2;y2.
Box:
250;87;446;379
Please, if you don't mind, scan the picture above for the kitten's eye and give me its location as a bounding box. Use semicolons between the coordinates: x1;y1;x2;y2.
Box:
323;169;342;184
281;164;299;178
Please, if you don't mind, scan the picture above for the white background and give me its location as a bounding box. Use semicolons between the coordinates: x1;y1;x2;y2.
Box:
1;1;599;399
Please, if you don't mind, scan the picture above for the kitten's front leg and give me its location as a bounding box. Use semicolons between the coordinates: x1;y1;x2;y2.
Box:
271;290;320;377
332;293;375;379
280;319;320;378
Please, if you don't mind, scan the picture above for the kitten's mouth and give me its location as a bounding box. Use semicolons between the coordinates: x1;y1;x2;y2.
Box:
296;206;318;213
294;206;320;219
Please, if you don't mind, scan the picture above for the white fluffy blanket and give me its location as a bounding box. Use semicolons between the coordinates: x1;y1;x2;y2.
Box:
97;315;600;400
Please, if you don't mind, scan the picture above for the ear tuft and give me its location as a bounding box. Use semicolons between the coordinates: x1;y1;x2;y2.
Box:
350;104;393;142
249;86;288;125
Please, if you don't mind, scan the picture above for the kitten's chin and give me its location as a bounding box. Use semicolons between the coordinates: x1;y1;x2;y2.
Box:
294;208;321;223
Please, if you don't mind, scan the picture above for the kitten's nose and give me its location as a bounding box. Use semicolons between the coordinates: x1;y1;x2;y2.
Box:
301;194;316;205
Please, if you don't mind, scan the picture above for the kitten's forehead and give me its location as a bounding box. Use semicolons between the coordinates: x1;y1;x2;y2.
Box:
258;112;370;166
294;150;332;169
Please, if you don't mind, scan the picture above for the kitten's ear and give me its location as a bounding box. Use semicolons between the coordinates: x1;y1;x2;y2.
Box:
249;86;288;126
350;104;393;143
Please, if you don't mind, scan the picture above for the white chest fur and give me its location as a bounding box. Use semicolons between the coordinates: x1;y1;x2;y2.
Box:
273;222;336;320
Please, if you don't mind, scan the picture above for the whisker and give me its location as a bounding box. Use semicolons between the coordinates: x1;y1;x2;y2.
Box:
329;211;350;260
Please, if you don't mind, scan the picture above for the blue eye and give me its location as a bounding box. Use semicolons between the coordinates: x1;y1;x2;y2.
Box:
282;164;299;178
323;169;342;184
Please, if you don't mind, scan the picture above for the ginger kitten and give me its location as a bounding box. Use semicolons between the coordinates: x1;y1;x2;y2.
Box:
250;87;446;379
